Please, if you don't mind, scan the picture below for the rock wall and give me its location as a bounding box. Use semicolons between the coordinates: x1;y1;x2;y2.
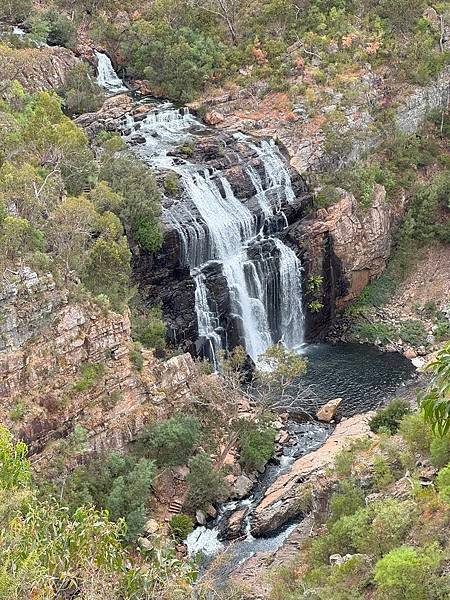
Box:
0;268;197;461
0;45;79;92
290;185;407;338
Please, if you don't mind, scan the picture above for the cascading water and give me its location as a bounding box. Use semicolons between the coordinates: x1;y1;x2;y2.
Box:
95;50;127;94
121;103;305;366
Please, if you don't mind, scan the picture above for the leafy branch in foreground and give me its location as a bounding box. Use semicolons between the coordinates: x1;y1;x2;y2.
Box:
420;342;450;436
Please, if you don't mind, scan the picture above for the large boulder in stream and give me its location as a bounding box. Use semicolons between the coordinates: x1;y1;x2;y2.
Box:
250;412;375;536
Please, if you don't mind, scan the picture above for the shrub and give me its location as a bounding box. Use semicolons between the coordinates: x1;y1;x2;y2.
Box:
398;412;433;454
436;464;450;503
430;435;450;469
372;455;394;490
135;414;201;467
163;173;181;196
100;155;163;253
330;499;414;558
73;362;105;392
399;320;427;347
238;422;276;472
82;237;132;312
169;514;194;541
186;452;229;511
129;344;144;371
64;451;156;542
374;544;443;599
43;9;76;48
369;399;411;435
9;400;28;423
354;322;397;344
63;62;103;115
132;306;167;350
329;479;365;522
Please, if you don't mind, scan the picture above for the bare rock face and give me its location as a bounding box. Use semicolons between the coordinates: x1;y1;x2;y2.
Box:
290;185;407;338
0;268;197;463
0;45;79;93
250;412;375;536
316;397;342;422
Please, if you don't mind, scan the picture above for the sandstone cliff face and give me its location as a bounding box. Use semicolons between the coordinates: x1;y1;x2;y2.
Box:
0;45;79;92
0;268;196;461
289;185;406;337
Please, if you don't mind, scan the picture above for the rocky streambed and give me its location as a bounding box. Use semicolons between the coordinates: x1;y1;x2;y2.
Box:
185;343;415;590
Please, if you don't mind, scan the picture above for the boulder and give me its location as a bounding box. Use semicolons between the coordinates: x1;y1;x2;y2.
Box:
196;510;206;525
233;475;253;499
403;348;417;359
144;518;159;535
204;110;225;125
226;507;249;540
138;537;153;552
316;397;343;422
412;356;426;369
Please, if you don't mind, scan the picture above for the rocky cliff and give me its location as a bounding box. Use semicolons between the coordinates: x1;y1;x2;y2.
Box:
291;185;407;337
0;44;79;92
0;267;197;463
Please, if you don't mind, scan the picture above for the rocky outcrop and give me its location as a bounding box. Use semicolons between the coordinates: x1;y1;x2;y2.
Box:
0;45;79;92
316;397;342;422
292;185;407;337
250;412;375;536
191;66;449;174
0;268;197;461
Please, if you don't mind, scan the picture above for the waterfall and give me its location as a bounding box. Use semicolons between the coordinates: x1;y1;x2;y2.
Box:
94;51;127;94
122;103;305;365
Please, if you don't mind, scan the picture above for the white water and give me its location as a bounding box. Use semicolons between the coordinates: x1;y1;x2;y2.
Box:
95;51;127;94
122;103;305;365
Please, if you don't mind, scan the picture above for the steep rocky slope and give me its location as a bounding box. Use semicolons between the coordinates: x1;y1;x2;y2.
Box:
0;267;196;463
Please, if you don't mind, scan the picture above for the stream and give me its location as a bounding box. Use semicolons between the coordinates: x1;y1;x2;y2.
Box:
185;343;415;577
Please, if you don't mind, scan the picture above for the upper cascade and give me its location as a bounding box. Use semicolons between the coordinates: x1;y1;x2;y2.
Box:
121;102;305;367
95;51;127;95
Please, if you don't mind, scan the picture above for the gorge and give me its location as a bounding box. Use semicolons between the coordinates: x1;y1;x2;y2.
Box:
0;6;448;597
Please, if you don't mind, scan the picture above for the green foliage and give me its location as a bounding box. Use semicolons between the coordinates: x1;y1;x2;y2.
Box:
369;399;411;435
430;435;450;469
420;343;450;436
329;479;365;523
186;452;229;511
169;514;194;541
82;236;132;311
42;9;76;48
1;0;32;20
238;420;276;472
374;544;443;599
73;362;105;392
308;300;324;312
0;426;30;489
100;154;163;252
9;399;28;422
398;412;433;453
132;306;167;350
0;216;45;262
62;62;103;115
436;464;450;503
135;413;201;467
64;450;156;542
122;21;225;101
372;455;394;490
163;172;181;196
129;343;144;371
353;322;396;344
399;320;427;346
